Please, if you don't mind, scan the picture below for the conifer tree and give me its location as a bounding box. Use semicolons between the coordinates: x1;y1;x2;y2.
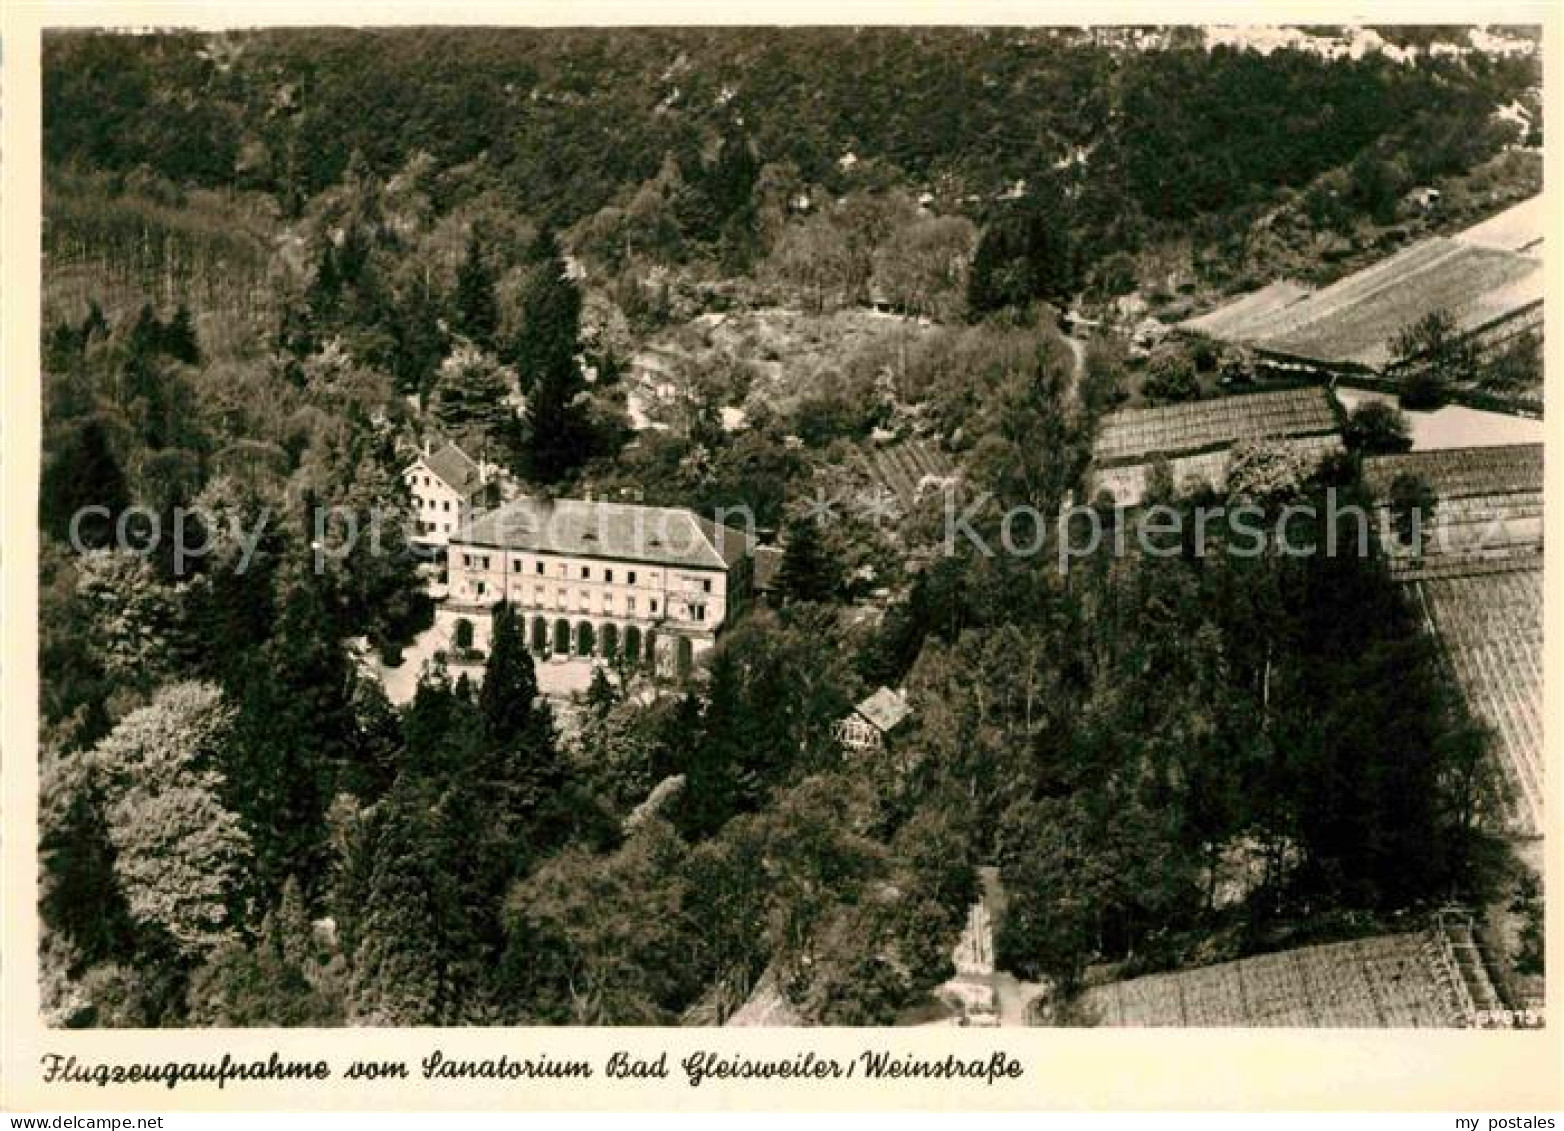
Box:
162;304;201;365
583;666;619;720
479;602;543;746
678;648;755;838
452;229;499;348
775;513;840;604
479;602;567;829
41;415;128;546
345;781;493;1024
392;272;448;399
516;234;593;482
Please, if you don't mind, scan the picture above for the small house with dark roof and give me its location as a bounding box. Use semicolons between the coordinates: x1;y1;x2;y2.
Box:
750;544;786;602
404;441;495;549
834;686;913;753
445;496;754;675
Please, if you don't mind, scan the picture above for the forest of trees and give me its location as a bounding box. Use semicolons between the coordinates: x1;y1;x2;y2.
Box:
44;27;1537;288
36;27;1536;1027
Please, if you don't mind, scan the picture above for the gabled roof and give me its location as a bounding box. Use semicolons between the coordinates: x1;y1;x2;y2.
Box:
854;687;912;734
751;545;785;592
694;513;754;570
412;442;482;495
453;496;751;571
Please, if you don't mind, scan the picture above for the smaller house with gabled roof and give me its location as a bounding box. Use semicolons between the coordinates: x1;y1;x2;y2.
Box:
834;686;913;753
404;441;496;550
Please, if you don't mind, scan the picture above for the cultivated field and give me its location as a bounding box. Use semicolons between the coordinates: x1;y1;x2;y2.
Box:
1414;565;1544;837
855;437;958;509
1181;279;1311;340
1362;446;1544;836
1180;196;1545;372
1090;434;1344;508
1081;933;1472;1028
1092;387;1339;467
1456;195;1546;254
1262;241;1534;369
1363;443;1543;501
1364;444;1544;572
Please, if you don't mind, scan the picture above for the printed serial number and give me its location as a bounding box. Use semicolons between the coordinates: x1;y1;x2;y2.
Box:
1474;1007;1545;1028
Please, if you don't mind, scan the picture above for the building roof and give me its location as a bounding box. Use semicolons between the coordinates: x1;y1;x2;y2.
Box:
413;442;482;495
1178;206;1544;372
452;496;751;571
752;545;785;592
853;687;912;734
1093;387;1339;468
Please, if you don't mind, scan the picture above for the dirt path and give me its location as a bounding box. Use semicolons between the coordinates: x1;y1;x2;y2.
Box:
1063;332;1087;384
926;867;1047;1026
1060;330;1088;408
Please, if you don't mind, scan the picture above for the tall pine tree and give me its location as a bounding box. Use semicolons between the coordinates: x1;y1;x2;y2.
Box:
452;229;499;349
775;513;840;604
516;232;593;483
479;602;568;836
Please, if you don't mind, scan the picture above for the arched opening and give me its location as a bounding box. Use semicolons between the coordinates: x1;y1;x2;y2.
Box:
600;622;619;660
576;620;596;657
531;616;548;654
645;630;660;673
675;636;694;680
623;625;642;667
553;618;571;654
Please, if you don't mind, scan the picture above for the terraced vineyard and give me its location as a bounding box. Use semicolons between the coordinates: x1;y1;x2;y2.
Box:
1091;433;1344;508
1180;199;1544;373
1082;933;1473;1028
1260;241;1539;370
1361;447;1544;837
1413;565;1544;836
856;437;957;509
1363;444;1543;501
1092;387;1338;467
1182;279;1311;340
1365;445;1544;579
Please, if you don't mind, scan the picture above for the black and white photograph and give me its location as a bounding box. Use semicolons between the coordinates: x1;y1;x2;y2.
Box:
23;17;1549;1046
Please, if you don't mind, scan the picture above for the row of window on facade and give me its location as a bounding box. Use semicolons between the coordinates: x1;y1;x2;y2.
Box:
464;578;708;622
458;553;713;594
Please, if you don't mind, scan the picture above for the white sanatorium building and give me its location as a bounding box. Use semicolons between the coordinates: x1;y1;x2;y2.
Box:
444;496;754;674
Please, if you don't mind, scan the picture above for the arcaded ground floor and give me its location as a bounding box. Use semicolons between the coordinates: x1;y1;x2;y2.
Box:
362;603;708;705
